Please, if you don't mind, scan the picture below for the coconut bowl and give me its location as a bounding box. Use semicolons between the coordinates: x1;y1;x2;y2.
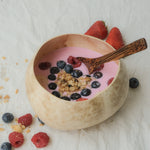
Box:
25;34;129;131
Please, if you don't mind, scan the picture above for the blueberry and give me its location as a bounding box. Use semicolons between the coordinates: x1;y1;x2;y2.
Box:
71;69;83;78
2;113;14;123
93;72;103;79
91;81;101;88
50;67;60;74
1;142;12;150
129;77;139;88
61;96;70;101
52;91;60;97
38;117;45;125
81;88;91;96
70;93;81;100
48;74;56;80
64;64;73;74
57;60;66;69
48;83;57;90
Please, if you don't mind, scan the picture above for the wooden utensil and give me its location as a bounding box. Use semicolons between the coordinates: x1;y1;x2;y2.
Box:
77;38;147;74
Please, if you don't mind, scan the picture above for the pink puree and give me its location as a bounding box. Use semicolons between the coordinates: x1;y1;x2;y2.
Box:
35;47;119;100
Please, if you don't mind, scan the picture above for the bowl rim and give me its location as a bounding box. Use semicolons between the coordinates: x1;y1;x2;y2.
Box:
33;33;121;103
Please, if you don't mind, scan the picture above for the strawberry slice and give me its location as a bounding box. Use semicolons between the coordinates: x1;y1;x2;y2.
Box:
106;27;124;50
76;98;88;101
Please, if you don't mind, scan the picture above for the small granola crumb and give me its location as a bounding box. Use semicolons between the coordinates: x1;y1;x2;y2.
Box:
16;62;19;65
26;128;31;133
25;59;28;63
0;86;4;90
15;118;18;122
34;114;38;118
15;89;19;94
0;128;5;131
2;56;6;60
4;95;10;100
20;125;26;129
3;99;9;103
11;124;23;133
0;95;2;99
4;77;9;82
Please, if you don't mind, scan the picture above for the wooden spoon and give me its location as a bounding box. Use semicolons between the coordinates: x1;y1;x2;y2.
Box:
77;38;147;74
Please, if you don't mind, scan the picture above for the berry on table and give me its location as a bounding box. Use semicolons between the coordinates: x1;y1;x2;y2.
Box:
71;69;83;78
57;60;66;69
48;83;57;90
31;132;49;148
1;142;12;150
70;93;81;100
81;88;91;96
52;91;60;97
38;62;51;70
129;77;139;88
93;72;103;79
2;113;14;123
61;96;70;101
18;113;32;127
48;74;56;80
64;64;73;73
50;67;60;74
9;132;24;148
67;56;82;68
91;81;101;88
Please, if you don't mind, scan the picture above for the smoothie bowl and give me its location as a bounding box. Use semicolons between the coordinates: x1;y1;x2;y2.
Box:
26;34;129;130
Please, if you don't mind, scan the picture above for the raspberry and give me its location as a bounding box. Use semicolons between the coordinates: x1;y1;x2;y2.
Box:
76;98;88;101
31;132;49;148
9;132;24;148
94;64;104;71
107;77;114;85
18;113;32;127
67;56;81;68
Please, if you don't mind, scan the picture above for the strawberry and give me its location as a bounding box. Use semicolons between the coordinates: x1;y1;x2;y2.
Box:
76;98;88;101
106;27;124;50
85;21;108;39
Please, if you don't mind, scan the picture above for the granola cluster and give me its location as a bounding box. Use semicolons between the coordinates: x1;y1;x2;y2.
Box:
56;71;91;95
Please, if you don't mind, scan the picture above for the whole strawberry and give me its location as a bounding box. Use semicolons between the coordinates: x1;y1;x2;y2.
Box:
106;27;124;50
85;21;108;39
18;113;32;127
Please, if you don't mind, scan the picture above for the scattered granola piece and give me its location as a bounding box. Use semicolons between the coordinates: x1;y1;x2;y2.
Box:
25;59;28;63
4;95;10;100
0;86;4;90
2;56;6;60
16;62;19;65
15;89;19;94
4;78;9;82
11;125;23;133
0;128;5;131
26;128;31;133
34;114;38;118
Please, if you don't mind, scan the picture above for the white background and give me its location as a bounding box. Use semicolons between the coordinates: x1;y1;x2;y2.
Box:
0;0;150;150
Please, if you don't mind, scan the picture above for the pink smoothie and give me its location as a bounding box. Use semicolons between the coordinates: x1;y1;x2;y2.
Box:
35;47;119;100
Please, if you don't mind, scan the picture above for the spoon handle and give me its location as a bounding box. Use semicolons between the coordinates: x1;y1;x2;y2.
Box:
98;38;147;64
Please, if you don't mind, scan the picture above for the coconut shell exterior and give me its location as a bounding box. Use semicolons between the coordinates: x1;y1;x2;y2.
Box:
25;34;129;130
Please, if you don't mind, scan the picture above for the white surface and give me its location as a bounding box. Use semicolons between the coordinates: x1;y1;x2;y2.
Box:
0;0;150;150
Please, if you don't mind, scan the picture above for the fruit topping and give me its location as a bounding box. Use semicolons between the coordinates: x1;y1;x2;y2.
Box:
38;117;45;125
70;93;81;100
48;83;57;90
38;62;51;70
60;96;70;101
48;74;56;80
50;67;60;74
71;69;83;78
67;56;81;68
129;77;139;88
76;98;88;101
85;21;108;39
94;64;104;71
2;113;14;123
81;88;91;96
1;142;12;150
93;71;103;79
9;132;24;148
57;60;66;69
64;64;73;73
52;91;60;97
107;77;114;85
18;113;32;127
31;132;49;148
106;27;124;50
91;81;101;88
